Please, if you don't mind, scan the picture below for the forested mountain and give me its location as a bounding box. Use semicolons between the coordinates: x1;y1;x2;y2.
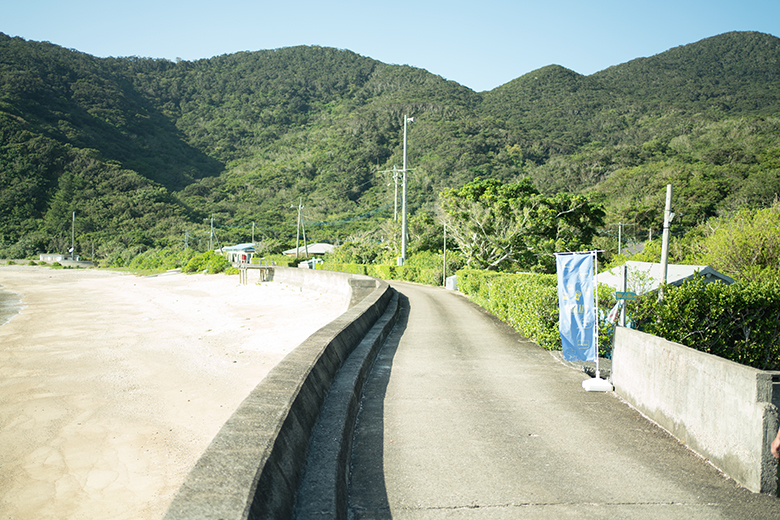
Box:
1;30;779;259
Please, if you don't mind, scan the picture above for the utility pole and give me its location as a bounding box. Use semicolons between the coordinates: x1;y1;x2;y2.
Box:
293;198;304;259
618;222;622;256
209;215;214;251
659;184;674;301
392;166;400;221
443;223;447;287
252;222;255;245
400;115;414;265
303;218;308;258
71;211;75;259
376;165;401;222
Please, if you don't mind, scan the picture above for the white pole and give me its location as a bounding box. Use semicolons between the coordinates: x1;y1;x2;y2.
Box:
443;223;447;286
294;198;303;259
71;211;75;259
593;250;600;379
582;249;613;392
393;166;399;222
659;184;673;301
401;116;409;264
303;217;308;258
620;264;628;327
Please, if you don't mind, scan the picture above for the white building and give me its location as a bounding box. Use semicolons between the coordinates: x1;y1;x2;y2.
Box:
39;253;79;262
597;261;734;295
283;243;335;257
220;243;255;265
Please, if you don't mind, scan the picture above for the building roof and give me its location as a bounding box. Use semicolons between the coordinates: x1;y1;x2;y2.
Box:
283;243;335;256
221;243;256;252
597;261;734;295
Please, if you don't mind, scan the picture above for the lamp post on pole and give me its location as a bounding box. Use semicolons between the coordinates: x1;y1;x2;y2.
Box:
399;115;414;265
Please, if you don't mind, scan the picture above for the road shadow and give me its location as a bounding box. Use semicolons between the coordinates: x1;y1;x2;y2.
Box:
347;292;409;519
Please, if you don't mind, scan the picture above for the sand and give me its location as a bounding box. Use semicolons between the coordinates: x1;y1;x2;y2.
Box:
0;265;348;520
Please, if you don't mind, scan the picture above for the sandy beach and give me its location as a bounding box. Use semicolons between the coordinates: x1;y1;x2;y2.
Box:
0;266;348;520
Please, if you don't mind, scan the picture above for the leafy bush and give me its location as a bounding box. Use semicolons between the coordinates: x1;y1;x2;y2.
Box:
632;276;780;370
183;250;233;274
126;247;200;271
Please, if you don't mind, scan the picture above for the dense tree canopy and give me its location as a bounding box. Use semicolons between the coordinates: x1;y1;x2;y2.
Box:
440;178;604;272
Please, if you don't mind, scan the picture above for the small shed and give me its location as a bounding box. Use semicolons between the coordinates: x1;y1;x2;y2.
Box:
597;261;734;295
283;243;335;257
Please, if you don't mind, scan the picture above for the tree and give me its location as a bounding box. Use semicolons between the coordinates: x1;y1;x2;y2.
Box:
700;203;780;283
440;177;604;272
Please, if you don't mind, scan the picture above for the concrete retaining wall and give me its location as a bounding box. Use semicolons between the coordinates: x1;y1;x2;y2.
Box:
612;326;780;494
245;266;378;308
164;269;396;519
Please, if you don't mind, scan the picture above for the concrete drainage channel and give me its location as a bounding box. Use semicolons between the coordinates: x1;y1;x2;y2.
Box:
164;268;399;520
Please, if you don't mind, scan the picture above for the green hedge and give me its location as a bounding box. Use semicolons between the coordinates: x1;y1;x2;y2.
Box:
632;277;780;370
457;269;561;350
318;263;443;286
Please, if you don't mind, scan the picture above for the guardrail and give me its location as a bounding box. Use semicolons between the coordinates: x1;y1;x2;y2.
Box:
164;268;398;519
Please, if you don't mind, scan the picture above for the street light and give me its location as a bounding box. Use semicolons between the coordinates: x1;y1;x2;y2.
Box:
399;115;414;265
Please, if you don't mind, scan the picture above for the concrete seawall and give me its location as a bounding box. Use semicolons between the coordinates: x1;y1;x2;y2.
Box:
164;268;397;519
612;326;780;494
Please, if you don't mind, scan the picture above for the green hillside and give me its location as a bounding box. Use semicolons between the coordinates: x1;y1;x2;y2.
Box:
1;30;779;260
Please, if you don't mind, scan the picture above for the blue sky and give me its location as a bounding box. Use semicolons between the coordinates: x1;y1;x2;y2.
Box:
4;0;779;92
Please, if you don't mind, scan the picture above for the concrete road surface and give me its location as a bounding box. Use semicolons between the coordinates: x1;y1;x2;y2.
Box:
348;282;780;519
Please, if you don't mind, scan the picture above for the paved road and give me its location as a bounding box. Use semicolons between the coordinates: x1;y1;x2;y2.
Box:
348;282;780;519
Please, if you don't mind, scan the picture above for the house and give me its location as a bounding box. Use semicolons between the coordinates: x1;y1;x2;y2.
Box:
220;243;255;265
40;253;79;262
597;261;734;295
282;243;335;257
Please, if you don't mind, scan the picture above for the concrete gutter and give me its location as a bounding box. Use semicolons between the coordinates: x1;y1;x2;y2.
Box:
293;290;400;518
164;269;397;519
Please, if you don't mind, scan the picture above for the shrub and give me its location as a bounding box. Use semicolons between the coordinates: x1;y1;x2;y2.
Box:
632;276;780;370
126;247;200;271
252;254;292;266
183;250;232;274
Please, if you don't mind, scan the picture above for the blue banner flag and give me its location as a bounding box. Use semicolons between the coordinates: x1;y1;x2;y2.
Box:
556;252;597;362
